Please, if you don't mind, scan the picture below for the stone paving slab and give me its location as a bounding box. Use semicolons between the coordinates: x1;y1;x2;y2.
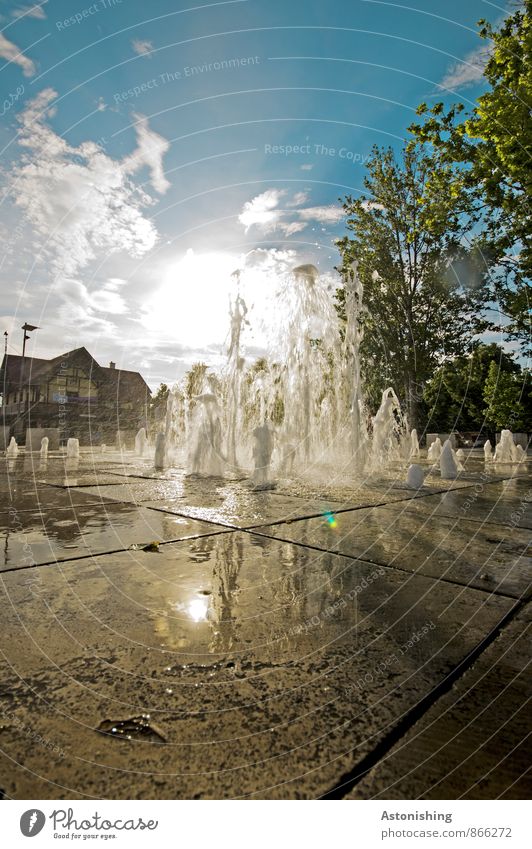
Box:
0;482;106;513
398;482;532;530
77;478;348;528
74;480;193;505
35;474;131;488
348;605;532;800
274;477;475;503
0;532;514;799
252;505;532;600
0;503;228;571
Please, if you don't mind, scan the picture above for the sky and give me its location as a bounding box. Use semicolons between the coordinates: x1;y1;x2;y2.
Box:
0;0;512;389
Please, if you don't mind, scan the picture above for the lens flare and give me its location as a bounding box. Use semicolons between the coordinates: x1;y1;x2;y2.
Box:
324;511;338;529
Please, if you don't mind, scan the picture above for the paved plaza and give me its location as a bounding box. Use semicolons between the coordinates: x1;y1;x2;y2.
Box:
0;449;530;799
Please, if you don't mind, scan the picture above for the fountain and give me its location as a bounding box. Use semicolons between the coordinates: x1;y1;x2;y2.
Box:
225;283;248;473
494;430;520;463
160;260;411;485
427;437;442;462
342;260;368;468
154;432;166;471
251;422;274;489
406;463;424;489
40;436;49;460
370;388;407;469
484;439;493;461
66;437;79;459
135;427;147;457
440;439;459;479
6;437;18;458
515;445;526;463
187;391;225;477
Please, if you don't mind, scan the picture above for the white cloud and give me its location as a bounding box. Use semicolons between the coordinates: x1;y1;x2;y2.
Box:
279;221;307;236
298;205;344;224
91;278;129;315
123;114;170;194
287;191;309;207
438;44;491;91
239;189;286;232
11;2;47;19
8;89;170;279
0;32;36;76
239;190;344;236
132;39;153;58
53;277;132;340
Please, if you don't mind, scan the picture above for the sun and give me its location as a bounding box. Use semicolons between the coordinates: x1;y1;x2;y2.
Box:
143;249;241;349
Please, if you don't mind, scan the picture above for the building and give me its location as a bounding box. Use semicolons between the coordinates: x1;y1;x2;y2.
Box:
0;346;151;445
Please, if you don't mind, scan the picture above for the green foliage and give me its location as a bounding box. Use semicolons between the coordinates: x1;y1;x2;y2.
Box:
185;362;208;407
410;1;532;354
242;358;285;427
336;142;489;427
483;360;531;430
149;382;169;422
423;343;521;431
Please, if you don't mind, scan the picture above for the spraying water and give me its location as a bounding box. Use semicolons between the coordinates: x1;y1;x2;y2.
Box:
494;430;517;463
135;428;147;457
427;437;442;462
154;432;166;471
440;439;459;479
40;436;49;460
66;438;79;459
160;260;408;482
6;436;18;458
225;282;248;474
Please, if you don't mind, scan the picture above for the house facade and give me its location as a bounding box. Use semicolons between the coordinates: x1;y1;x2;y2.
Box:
0;346;151;445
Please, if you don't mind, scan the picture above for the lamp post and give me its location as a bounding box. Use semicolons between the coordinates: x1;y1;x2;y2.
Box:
19;323;39;442
21;323;39;359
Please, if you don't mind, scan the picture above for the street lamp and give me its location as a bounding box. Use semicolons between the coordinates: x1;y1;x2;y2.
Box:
21;323;39;358
19;322;40;441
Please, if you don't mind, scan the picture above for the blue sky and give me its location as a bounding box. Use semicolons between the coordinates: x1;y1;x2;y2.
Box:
0;0;510;387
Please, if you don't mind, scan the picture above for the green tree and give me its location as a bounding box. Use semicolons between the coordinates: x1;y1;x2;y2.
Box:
483;361;531;430
423;343;521;432
336;142;489;428
185;362;208;406
410;1;532;354
149;382;169;425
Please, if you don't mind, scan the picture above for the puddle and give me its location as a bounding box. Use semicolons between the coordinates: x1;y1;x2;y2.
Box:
97;714;166;743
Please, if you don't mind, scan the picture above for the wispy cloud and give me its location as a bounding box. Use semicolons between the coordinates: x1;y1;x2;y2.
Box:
0;32;36;76
11;2;48;20
8;88;170;279
298;205;344;224
239;189;344;236
132;39;153;58
437;44;491;91
287;191;309;207
123;114;170;194
239;189;287;233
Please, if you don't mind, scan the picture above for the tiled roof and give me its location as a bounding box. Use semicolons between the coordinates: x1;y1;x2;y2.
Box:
0;348;150;395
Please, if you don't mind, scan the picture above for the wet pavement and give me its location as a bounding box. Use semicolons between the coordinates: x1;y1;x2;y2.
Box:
0;449;530;799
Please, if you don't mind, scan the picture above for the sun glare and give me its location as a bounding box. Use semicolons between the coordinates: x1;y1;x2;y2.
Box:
143;249;240;348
